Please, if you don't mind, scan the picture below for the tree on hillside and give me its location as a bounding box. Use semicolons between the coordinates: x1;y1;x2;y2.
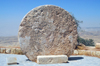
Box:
71;14;95;46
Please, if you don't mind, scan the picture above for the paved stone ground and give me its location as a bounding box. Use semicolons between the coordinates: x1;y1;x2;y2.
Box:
0;54;100;66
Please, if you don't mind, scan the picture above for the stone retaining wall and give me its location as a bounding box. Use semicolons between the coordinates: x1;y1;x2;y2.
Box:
0;48;100;58
0;48;23;54
74;50;100;57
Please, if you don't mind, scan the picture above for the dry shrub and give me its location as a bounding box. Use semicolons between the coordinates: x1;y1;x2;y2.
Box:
76;43;86;50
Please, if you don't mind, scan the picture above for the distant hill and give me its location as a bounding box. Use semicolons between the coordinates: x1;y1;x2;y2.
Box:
0;27;100;47
79;27;100;43
0;36;20;47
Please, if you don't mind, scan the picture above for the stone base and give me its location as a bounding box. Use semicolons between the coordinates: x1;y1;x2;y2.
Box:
37;55;68;64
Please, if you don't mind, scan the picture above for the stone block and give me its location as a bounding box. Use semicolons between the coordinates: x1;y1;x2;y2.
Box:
11;48;16;54
15;48;23;54
6;48;11;54
78;50;85;55
91;51;96;56
95;43;100;49
73;50;78;55
37;55;68;64
85;50;91;56
1;48;6;53
7;57;18;65
95;51;100;56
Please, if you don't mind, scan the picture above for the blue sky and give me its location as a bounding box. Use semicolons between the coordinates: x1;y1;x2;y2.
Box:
0;0;100;36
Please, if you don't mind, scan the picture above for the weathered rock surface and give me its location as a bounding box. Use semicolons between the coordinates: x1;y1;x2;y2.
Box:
18;5;78;61
37;55;68;64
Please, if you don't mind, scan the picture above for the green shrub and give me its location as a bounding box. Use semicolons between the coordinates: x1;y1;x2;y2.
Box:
71;14;95;46
77;36;95;46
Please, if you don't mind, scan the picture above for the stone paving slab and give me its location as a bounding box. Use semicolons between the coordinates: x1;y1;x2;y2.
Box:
0;54;100;66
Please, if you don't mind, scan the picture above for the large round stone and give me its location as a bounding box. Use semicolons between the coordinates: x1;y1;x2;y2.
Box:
18;5;78;62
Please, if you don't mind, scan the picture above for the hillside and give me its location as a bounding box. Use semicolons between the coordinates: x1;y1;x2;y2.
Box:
0;36;20;47
79;27;100;43
0;27;100;47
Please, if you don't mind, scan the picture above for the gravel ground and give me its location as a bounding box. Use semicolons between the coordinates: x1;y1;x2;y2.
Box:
0;54;100;66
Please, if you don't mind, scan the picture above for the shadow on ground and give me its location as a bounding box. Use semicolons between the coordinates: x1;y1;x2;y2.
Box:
68;57;84;61
26;59;31;61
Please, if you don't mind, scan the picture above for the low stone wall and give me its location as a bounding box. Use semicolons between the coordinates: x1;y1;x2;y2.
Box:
74;50;100;57
0;48;23;54
0;48;100;58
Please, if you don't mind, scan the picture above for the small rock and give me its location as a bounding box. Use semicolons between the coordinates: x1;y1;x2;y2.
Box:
1;48;6;53
7;57;18;65
37;55;68;64
74;50;78;55
11;48;16;54
95;51;100;56
6;48;11;54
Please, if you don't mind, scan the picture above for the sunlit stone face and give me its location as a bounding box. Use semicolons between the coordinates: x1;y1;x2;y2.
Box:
18;5;78;62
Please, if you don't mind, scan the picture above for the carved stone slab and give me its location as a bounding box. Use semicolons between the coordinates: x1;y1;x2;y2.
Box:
37;55;68;64
18;5;78;62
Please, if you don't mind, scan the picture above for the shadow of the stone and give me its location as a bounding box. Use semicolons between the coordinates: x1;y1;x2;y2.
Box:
8;63;19;65
26;59;31;61
68;57;84;61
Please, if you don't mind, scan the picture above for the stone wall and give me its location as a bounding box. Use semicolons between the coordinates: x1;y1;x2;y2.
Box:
0;48;100;58
0;48;23;54
73;50;100;57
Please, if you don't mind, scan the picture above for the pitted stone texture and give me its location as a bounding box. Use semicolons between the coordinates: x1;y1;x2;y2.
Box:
18;5;78;61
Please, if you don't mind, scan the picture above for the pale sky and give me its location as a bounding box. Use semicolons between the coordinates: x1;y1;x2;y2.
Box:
0;0;100;36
